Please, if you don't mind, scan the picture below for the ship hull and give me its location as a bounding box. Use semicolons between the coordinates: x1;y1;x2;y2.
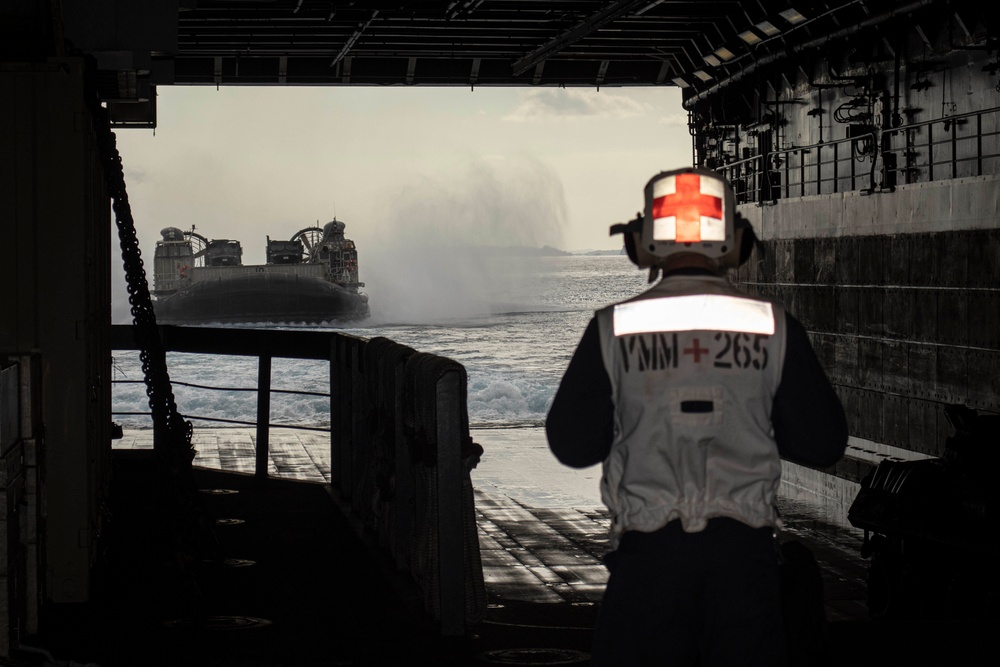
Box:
153;272;369;325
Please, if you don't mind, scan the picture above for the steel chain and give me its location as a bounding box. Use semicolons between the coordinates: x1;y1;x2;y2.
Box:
90;98;195;470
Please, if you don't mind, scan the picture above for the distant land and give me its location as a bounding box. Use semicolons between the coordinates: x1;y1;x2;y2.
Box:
573;248;625;256
470;245;624;257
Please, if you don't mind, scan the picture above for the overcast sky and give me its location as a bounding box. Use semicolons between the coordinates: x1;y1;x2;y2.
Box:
111;84;692;321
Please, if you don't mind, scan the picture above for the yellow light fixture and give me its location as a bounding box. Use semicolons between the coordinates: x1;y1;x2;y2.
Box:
779;8;807;25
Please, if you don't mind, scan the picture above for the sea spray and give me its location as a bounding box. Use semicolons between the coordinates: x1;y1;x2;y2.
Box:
111;255;647;430
360;155;569;324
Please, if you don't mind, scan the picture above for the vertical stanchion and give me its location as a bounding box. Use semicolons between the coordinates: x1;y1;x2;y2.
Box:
330;336;340;492
255;353;272;479
331;335;352;496
394;353;413;570
343;337;353;503
927;123;934;181
435;368;464;636
833;142;839;193
350;338;364;509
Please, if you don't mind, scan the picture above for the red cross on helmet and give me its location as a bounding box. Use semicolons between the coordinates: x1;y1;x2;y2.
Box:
611;167;757;274
640;167;737;260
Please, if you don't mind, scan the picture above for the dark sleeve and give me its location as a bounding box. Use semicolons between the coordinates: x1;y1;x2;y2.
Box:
545;317;615;468
772;314;848;468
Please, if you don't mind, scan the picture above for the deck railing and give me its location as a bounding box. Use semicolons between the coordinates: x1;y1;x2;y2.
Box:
110;324;486;636
718;106;1000;204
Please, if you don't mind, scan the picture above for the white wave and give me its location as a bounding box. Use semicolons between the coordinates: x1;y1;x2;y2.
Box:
111;255;645;430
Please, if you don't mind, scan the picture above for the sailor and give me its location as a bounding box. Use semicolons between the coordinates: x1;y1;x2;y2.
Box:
546;168;847;666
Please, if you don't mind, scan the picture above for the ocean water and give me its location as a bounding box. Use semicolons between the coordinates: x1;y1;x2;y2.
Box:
112;254;647;430
112;253;864;531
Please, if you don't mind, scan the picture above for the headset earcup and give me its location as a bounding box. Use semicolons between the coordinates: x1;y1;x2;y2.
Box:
739;222;758;266
623;230;639;264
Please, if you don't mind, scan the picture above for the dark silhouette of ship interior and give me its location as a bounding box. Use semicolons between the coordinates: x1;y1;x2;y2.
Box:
2;2;998;665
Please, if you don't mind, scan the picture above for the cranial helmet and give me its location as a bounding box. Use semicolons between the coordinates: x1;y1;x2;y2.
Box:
612;167;753;271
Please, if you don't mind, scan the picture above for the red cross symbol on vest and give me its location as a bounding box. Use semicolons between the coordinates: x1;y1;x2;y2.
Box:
683;338;710;363
652;173;723;243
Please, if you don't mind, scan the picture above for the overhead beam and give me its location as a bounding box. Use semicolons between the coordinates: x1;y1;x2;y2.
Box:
682;0;939;107
596;60;609;86
330;10;379;68
406;57;417;84
532;61;545;85
446;0;486;20
470;57;481;87
511;0;649;76
656;60;671;84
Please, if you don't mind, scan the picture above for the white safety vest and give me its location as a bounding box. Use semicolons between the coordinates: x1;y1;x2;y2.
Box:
595;274;787;548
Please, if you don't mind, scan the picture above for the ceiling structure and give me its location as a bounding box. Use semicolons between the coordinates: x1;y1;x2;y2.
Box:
25;1;992;126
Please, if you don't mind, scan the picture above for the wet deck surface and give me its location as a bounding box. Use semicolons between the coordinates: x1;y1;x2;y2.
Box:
82;427;997;666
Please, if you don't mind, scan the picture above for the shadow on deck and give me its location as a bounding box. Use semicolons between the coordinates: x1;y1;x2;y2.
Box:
25;444;1000;667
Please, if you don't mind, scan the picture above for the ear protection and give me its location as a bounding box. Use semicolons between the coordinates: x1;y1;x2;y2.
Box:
611;168;758;270
610;214;643;265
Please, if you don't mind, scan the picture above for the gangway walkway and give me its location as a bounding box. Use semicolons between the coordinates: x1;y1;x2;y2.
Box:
116;427;613;608
107;427;997;666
